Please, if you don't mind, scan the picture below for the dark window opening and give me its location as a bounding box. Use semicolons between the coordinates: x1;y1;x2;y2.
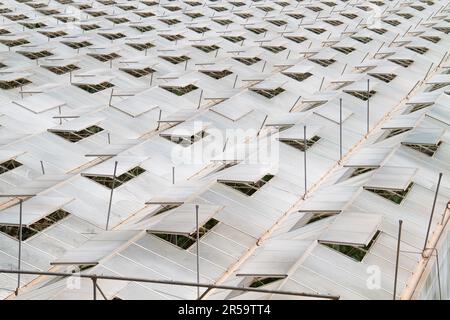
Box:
309;59;336;67
84;166;146;189
384;128;412;139
120;67;155;78
402;141;441;157
42;64;80;75
280;135;321;152
221;174;274;196
232;56;260;65
365;182;414;204
250;87;285;99
369;73;396;83
349;167;376;178
344;90;376;101
126;42;155;51
0;78;31;89
192;45;219;53
0;159;22;175
388;58;414;68
199;70;232;80
18;50;53;60
222;36;245;43
249;277;283;288
51;125;104;143
160;84;198;96
282;72;312;82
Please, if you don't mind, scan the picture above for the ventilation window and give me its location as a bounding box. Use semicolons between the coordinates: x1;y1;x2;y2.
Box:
159;18;181;26
39;30;67;38
340;13;358;19
383;19;401;26
80;24;100;31
420;36;441;43
85;10;107;17
222;35;245;43
322;1;337;7
55;17;77;23
99;32;126;40
42;64;80;75
351;36;372;44
268;20;286;27
411;5;425;11
120;67;155;78
427;82;450;92
25;2;46;8
279;135;321;152
213;19;233;26
246;27;267;35
134;11;155;18
210;6;227;12
75;4;91;10
192;44;219;53
433;27;450;34
84;166;145;189
365;182;414;204
162;5;181;12
287;13;304;19
73;82;114;93
234;12;253;19
51;125;103;142
408;103;433;113
0;77;31;89
106;17;129;24
220;174;274;196
18;50;53;60
284;36;307;43
369;73;397;83
0;210;70;241
151;218;219;250
232;56;261;65
396;13;413;19
369;28;388;35
309;58;336;67
0;29;10;35
0;8;12;14
257;6;274;12
349;167;376;178
406;46;428;55
282;72;312;82
184;12;204;19
324;20;343;26
141;1;158;6
98;0;115;4
262;46;286;54
305;28;326;34
160;84;198;96
0;38;29;47
20;22;46;29
321;231;380;262
388;58;414;68
384;128;412;139
160;124;207;147
332;47;355;55
160;55;190;65
88;52;121;62
61;40;92;49
229;1;245;7
159;34;184;41
307;6;323;12
0;159;22;175
116;4;137;11
130;25;154;32
4;14;28;21
199;70;232;80
402;142;441;157
344;90;376;101
188;27;210;34
250;87;285;99
249;277;283;288
126;42;154;51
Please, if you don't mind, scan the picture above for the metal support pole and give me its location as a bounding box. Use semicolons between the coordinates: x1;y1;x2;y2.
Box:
366;79;370;134
423;173;443;255
233;74;238;88
15;199;23;296
156;109;162;130
393;219;403;300
339;98;343;161
303;125;307;199
40;160;45;175
172;166;175;185
197;89;203;109
195;205;200;299
92;276;97;300
105;161;118;231
257;115;268;136
289;95;302;112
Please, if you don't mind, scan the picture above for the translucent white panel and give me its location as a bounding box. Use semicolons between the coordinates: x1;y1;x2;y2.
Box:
345;147;393;168
363;166;417;190
13;93;65;114
402;128;444;145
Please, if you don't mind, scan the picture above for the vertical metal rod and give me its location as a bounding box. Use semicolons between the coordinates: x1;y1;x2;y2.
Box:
261;61;267;73
303;125;307;199
393;219;403;300
233;75;238;88
108;88;114;106
172;166;175;185
197;90;203;109
366;79;370;134
257;115;268;136
58;106;62;125
156;109;162;130
319;76;325;91
423;173;443;254
339;98;343;161
289;95;302;112
184;59;188;71
195;205;200;299
15;199;23;296
105;161;118;231
40;161;45;175
107;133;111;144
150;72;154;87
92;277;97;300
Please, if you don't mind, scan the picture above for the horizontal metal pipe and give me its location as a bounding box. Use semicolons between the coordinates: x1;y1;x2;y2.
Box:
0;269;339;300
